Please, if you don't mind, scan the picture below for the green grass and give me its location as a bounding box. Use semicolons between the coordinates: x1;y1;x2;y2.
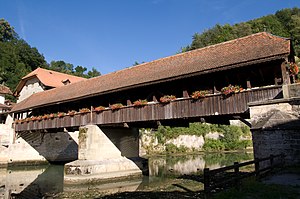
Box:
213;178;300;199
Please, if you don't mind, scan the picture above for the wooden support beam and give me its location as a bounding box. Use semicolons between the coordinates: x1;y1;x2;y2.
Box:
123;123;129;128
156;121;161;126
281;61;290;85
274;77;282;86
183;90;189;98
247;81;251;89
233;116;251;127
213;86;218;94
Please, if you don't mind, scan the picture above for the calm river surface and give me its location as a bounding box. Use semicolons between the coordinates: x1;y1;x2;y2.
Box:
0;152;253;199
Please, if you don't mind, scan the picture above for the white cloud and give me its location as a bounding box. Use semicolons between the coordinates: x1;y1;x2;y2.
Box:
16;0;26;39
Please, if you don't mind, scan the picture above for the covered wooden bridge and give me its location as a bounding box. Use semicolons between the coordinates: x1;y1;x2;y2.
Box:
12;32;295;132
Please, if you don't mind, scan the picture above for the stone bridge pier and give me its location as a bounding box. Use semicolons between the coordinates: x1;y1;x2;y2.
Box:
4;124;144;183
249;84;300;166
64;125;143;183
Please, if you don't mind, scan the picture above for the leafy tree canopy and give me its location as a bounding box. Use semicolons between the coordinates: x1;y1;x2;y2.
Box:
182;7;300;56
0;19;101;94
47;60;101;78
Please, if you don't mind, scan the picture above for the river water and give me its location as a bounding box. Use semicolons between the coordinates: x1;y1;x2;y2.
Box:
0;152;253;198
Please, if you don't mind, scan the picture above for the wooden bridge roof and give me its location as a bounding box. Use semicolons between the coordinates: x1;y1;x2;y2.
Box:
12;32;291;113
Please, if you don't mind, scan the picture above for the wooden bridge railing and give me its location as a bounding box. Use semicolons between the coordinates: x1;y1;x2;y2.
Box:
203;154;285;194
14;86;282;131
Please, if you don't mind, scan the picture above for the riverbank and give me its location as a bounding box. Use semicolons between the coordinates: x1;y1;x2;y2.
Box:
213;166;300;199
53;166;300;199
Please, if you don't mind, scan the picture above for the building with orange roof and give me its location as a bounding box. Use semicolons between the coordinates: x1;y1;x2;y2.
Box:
14;67;86;103
0;85;13;123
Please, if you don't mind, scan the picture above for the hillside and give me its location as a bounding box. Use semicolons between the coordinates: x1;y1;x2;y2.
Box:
182;7;300;57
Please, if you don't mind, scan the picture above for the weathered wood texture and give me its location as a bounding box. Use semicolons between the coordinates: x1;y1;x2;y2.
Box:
15;86;282;131
203;154;285;194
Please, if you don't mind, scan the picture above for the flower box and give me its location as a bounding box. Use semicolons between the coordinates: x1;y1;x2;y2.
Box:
57;112;65;118
110;103;124;110
191;90;208;99
94;106;105;112
68;110;76;116
133;99;148;107
49;113;57;119
42;114;49;120
159;95;176;103
79;108;90;114
287;62;299;76
221;85;243;96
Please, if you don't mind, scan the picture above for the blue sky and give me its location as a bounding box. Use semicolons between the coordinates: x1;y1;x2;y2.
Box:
1;0;300;74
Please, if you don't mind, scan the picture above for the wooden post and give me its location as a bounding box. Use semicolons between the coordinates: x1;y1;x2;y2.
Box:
234;162;240;188
234;162;239;174
281;61;290;85
246;81;251;89
183;90;189;98
153;95;158;102
204;168;210;194
213;86;218;94
12;112;16;144
90;106;93;124
274;78;282;86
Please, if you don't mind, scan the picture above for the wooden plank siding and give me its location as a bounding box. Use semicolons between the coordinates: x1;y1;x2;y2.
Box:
14;86;282;131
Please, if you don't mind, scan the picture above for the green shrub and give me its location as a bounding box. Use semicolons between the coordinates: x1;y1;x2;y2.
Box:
165;144;188;154
165;143;177;154
221;125;243;143
223;140;252;150
203;139;225;151
241;125;251;136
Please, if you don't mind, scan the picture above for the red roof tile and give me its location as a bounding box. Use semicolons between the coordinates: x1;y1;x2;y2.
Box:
0;85;12;95
14;68;86;96
12;32;291;112
0;103;11;109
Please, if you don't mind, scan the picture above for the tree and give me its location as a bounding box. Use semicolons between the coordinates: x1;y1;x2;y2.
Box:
87;67;101;78
47;61;101;78
290;15;300;55
0;19;47;91
232;23;253;38
74;65;88;77
0;18;17;41
48;60;74;74
248;15;289;37
0;18;101;95
182;7;300;55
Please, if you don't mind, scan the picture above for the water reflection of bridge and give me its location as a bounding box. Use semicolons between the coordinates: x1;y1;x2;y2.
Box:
0;153;253;198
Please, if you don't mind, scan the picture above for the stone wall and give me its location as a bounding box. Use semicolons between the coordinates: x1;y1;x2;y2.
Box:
252;128;300;165
3;126;140;166
139;129;238;155
8;130;78;165
250;98;300;166
0;124;13;146
101;127;140;159
17;77;44;103
64;125;142;183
